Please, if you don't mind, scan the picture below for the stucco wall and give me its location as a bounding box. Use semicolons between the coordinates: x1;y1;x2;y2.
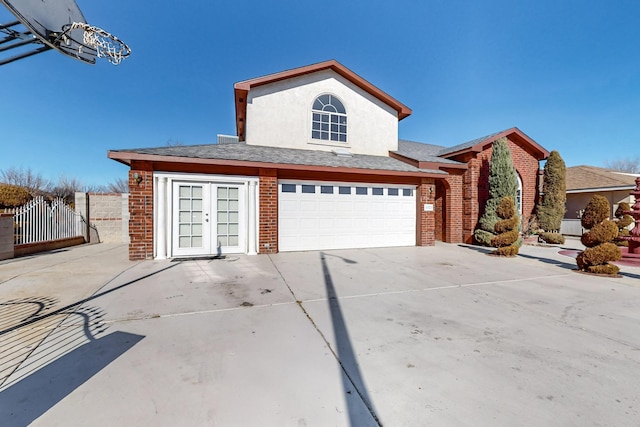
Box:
245;70;399;156
566;191;634;220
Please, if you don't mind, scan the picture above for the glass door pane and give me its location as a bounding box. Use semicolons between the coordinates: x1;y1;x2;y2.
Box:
178;185;204;248
216;186;240;249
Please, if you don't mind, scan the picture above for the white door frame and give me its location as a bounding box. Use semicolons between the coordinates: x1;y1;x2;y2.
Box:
153;172;259;259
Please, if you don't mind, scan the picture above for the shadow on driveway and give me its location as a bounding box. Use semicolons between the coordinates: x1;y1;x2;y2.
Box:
320;252;380;426
0;331;144;426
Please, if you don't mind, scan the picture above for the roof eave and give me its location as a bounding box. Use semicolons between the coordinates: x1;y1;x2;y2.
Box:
107;151;446;178
567;186;636;194
389;151;467;172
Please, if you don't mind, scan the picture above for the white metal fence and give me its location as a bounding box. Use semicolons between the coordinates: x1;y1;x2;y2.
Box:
560;219;584;237
12;197;85;244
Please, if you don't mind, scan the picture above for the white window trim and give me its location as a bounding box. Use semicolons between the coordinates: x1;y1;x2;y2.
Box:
309;93;349;148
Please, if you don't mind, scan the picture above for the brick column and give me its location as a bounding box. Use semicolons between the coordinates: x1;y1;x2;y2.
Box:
462;157;481;243
128;167;153;260
444;174;464;243
417;178;435;246
258;169;278;254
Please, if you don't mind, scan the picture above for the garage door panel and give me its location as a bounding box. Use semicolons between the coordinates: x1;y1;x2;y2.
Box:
279;181;416;252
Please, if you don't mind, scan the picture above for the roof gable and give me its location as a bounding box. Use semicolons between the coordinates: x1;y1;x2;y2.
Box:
439;127;549;160
234;60;412;141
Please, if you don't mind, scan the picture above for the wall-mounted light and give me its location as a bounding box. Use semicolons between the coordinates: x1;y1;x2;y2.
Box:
133;172;143;185
429;186;434;195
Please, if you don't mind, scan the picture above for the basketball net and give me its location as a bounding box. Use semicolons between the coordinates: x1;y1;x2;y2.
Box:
65;22;131;65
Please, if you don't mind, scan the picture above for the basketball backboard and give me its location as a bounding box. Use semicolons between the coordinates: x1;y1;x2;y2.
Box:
0;0;129;66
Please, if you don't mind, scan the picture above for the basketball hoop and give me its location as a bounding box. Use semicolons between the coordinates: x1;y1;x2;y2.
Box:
61;22;131;65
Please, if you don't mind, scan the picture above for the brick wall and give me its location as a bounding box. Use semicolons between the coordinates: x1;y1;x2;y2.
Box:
456;138;542;244
128;168;154;260
462;154;482;243
417;178;435;246
444;173;464;243
258;170;278;253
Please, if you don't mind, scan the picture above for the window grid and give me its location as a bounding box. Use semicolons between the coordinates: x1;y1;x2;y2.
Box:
312;94;347;142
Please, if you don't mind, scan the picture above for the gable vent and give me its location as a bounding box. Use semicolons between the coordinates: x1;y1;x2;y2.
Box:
217;134;239;144
332;147;352;157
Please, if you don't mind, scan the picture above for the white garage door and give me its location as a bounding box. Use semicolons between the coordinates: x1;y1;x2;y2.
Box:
278;181;416;252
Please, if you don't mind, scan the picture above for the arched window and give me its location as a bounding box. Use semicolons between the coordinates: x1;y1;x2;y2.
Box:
516;172;523;215
311;94;347;142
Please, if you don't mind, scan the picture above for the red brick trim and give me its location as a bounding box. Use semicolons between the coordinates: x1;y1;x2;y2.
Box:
258;169;278;254
128;167;154;260
417;179;435;246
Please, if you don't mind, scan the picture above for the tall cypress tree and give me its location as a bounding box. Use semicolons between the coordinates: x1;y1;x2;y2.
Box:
538;150;566;232
475;137;518;246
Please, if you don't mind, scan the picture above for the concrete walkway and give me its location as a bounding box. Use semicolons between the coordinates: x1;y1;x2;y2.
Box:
1;242;639;426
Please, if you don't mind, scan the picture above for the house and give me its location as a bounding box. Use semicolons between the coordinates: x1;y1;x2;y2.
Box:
561;165;639;236
108;60;549;260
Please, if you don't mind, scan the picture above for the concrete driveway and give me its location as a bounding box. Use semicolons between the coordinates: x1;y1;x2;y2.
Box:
1;242;639;426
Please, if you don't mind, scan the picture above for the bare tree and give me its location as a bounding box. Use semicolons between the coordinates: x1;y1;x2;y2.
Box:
0;166;50;195
604;156;640;173
107;177;129;193
49;175;86;204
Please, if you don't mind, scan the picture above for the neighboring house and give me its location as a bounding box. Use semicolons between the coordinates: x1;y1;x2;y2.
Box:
109;60;549;260
561;165;639;236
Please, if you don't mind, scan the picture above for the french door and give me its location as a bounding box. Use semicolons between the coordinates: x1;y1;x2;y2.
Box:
171;182;245;257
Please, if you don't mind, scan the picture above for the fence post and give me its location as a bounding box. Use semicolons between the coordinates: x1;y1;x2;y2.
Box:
0;213;14;260
86;193;91;243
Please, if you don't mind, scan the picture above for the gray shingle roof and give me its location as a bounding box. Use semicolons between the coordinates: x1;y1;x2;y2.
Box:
437;130;507;156
395;140;464;165
566;166;639;191
112;143;447;175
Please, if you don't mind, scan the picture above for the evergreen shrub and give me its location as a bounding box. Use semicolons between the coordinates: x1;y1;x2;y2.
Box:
0;184;31;208
475;138;518;245
537;151;566;232
576;196;621;275
490;196;520;256
539;232;565;244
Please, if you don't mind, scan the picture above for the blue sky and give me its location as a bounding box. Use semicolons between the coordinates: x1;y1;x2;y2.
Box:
1;0;639;186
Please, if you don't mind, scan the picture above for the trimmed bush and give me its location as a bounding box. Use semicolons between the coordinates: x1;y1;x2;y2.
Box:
537;150;566;232
496;245;519;257
576;196;621;275
580;220;618;247
475;138;518;245
586;264;621;275
0;184;31;208
491;197;520;256
539;232;565;244
492;229;519;247
495;215;520;233
581;195;609;229
577;243;621;272
474;229;494;246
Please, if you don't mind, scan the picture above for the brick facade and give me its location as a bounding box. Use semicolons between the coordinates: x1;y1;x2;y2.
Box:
258;170;278;254
435;173;464;243
121;136;544;259
450;137;542;244
128;166;154;260
417;179;435;246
